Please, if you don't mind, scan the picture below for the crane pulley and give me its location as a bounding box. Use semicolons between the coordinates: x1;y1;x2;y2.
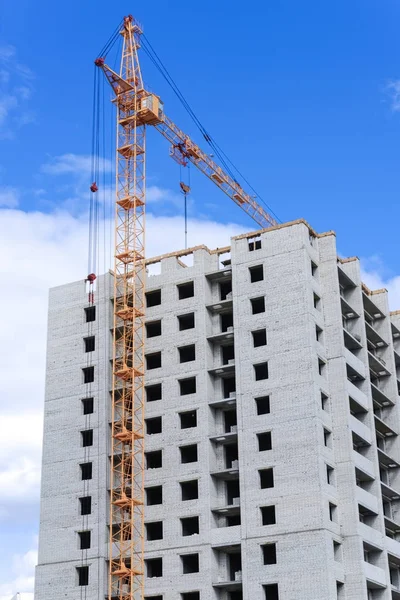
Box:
94;14;277;600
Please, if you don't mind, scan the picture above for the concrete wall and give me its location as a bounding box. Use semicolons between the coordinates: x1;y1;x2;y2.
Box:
35;221;400;600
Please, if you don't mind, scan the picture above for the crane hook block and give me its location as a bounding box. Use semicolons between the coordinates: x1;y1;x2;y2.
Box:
180;182;191;194
86;273;97;283
94;57;105;67
90;182;98;193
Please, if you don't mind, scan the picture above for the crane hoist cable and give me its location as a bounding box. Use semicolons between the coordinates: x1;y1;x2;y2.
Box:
140;34;280;223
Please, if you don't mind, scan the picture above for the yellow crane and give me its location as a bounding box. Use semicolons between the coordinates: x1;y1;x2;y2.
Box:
95;14;277;600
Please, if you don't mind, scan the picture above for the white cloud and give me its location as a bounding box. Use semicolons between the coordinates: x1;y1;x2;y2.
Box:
387;80;400;112
0;45;34;138
0;201;244;596
361;262;400;311
0;543;37;600
0;186;19;207
41;153;112;176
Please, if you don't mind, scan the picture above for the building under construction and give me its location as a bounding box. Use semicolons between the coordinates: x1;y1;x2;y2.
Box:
34;14;400;600
35;219;400;600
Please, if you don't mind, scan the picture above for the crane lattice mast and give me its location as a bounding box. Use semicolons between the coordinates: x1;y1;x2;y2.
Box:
95;14;277;600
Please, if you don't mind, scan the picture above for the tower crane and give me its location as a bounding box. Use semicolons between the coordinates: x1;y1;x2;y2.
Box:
94;14;277;600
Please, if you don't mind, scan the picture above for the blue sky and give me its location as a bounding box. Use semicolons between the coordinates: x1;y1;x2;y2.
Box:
1;0;400;597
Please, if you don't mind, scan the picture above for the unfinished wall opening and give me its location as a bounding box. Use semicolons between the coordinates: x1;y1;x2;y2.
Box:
311;261;318;277
316;325;323;343
318;358;326;377
179;377;196;395
146;557;163;578
327;465;335;485
314;293;321;310
146;383;162;402
224;410;237;432
221;312;234;332
248;237;261;251
146;450;162;469
78;531;91;550
146;320;162;338
225;444;238;468
259;468;274;489
251;296;265;314
83;366;94;384
324;428;332;448
145;596;162;600
179;344;196;363
336;582;344;599
77;565;89;586
256;396;270;415
264;584;279;600
79;496;92;515
333;540;342;562
223;377;236;399
321;391;329;411
218;250;231;270
180;444;198;464
220;280;232;300
146;351;162;370
329;502;338;523
254;362;269;381
145;521;163;541
221;344;235;364
146;289;161;307
84;306;96;323
84;336;95;353
82;397;94;415
181;516;199;536
147;260;162;276
180;410;197;429
261;505;276;526
180;479;198;501
178;312;195;330
252;329;267;347
178;281;194;300
181;553;199;574
81;429;93;447
145;485;162;506
262;543;277;565
226;479;240;505
257;432;272;451
181;593;200;600
226;514;241;527
80;462;92;480
228;552;241;581
249;265;264;283
146;416;162;435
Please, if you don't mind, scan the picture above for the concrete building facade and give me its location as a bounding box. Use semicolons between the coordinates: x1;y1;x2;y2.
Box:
35;220;400;600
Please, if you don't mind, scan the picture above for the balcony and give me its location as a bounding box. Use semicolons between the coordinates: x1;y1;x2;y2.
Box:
359;522;384;549
356;487;379;514
343;326;363;351
347;380;369;411
209;393;237;409
211;464;240;480
207;330;235;345
368;351;391;378
363;293;385;323
207;299;233;314
350;415;372;445
210;431;238;445
211;524;241;547
374;414;397;438
363;561;387;588
366;321;388;349
371;382;394;407
212;501;241;518
205;266;232;281
386;535;400;560
345;348;366;379
353;450;375;479
340;292;360;320
378;448;400;469
381;481;400;502
208;362;236;378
